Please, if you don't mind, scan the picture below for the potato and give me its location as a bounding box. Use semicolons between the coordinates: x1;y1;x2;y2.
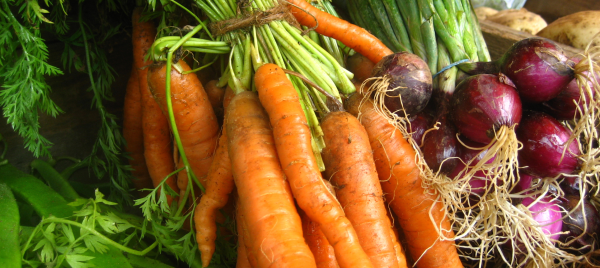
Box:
485;8;547;35
475;6;499;21
537;11;600;50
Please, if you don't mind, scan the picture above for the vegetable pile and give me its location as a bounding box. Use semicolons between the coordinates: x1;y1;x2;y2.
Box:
1;0;600;268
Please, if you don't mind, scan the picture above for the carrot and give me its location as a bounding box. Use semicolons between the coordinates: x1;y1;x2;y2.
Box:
147;60;219;204
347;53;376;83
132;7;179;203
222;86;235;111
204;80;226;126
300;181;339;268
388;219;408;268
227;91;317;268
236;197;255;268
286;0;393;64
194;129;234;267
194;81;237;267
122;66;154;194
254;63;373;268
345;93;462;268
321;111;403;268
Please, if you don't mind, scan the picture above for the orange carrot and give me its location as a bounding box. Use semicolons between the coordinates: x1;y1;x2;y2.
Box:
147;60;219;204
204;80;226;126
236;197;255;268
194;129;234;267
222;86;235;111
388;219;409;268
347;53;376;83
227;91;317;268
122;66;154;194
321;111;403;268
286;0;392;64
194;81;237;267
254;63;373;268
300;181;339;268
132;7;179;203
346;93;462;268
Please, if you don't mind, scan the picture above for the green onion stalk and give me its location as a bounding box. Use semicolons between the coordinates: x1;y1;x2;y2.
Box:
347;0;490;76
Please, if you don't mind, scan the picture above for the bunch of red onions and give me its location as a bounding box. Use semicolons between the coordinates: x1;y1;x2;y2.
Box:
363;37;600;266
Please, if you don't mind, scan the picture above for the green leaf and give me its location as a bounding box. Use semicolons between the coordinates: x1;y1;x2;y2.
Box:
82;235;108;254
68;198;90;207
33;238;54;263
65;254;95;268
27;0;53;24
94;189;117;206
61;224;75;243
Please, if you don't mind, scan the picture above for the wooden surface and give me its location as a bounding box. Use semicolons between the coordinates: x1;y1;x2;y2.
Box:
480;19;583;60
524;0;600;23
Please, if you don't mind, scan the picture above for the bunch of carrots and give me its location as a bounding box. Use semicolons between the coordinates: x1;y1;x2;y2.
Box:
123;1;466;268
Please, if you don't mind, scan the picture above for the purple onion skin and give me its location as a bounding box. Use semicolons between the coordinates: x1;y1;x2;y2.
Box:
559;196;600;253
499;38;575;103
541;70;597;120
372;52;433;117
422;113;459;174
408;109;433;146
516;110;581;178
512;173;536;194
521;196;563;240
449;139;495;197
462;38;575;103
560;176;583;196
450;73;522;144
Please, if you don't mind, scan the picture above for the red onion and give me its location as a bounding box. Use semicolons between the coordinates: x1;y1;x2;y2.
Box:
461;37;575;104
541;69;597;120
559;195;600;253
450;73;522;144
371;52;432;117
449;139;495;197
407;109;433;146
521;196;563;240
421;113;459;174
516;110;581;178
512;173;536;194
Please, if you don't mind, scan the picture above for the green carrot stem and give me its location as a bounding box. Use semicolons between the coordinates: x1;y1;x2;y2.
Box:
308;29;321;46
183;47;230;54
227;46;245;94
279;21;339;81
269;22;337;97
215;0;236;19
44;218;159;256
169;0;213;40
240;37;252;90
232;43;244;81
283;48;328;101
193;0;220;21
216;65;231;88
197;0;225;21
259;25;286;68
